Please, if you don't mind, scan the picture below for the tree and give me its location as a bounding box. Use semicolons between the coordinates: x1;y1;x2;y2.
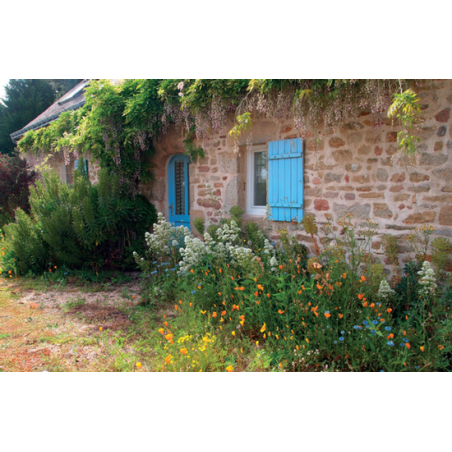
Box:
0;79;56;156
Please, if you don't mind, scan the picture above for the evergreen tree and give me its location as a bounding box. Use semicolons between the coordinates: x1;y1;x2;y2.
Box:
0;79;56;155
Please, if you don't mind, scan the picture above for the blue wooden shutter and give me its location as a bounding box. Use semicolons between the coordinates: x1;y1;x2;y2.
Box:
268;138;304;222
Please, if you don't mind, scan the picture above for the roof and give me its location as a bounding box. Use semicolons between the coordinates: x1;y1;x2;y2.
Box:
10;79;89;143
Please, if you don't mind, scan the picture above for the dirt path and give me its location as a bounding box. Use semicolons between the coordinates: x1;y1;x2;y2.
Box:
0;278;162;372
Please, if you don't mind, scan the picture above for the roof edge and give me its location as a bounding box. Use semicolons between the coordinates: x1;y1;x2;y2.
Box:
10;99;86;144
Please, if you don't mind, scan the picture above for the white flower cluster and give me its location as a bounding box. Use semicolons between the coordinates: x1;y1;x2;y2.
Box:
216;220;241;245
418;260;437;297
144;212;190;256
377;279;395;300
229;246;255;267
179;236;208;274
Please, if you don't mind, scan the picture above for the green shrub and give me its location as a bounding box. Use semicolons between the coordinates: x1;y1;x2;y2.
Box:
1;168;156;275
193;217;205;236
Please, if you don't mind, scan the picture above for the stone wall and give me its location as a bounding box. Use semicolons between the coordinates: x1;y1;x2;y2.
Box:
147;80;452;267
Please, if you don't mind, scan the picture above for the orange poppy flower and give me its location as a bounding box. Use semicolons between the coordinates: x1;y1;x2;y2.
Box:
256;301;260;305
99;327;103;332
232;331;236;336
164;321;168;327
179;300;183;304
296;345;299;351
311;306;318;312
302;285;305;290
158;328;164;335
438;345;444;350
239;287;245;291
361;275;366;282
212;312;217;318
388;333;394;339
358;294;364;300
405;343;410;349
341;273;347;279
278;310;285;314
231;276;234;281
189;302;192;307
324;312;331;318
276;335;279;340
316;284;323;290
267;293;271;298
363;302;368;307
136;362;142;369
219;269;222;273
257;284;264;291
190;269;193;273
420;346;425;352
279;265;283;270
225;365;234;372
165;355;171;364
298;290;302;295
306;338;309;344
180;348;188;355
165;333;173;341
386;308;392;313
254;291;258;297
338;314;344;319
370;303;375;308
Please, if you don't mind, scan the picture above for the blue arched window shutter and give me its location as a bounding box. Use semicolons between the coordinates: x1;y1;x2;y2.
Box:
268;138;304;222
74;158;88;176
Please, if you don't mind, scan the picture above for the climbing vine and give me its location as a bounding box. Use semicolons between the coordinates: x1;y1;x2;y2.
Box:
18;79;420;182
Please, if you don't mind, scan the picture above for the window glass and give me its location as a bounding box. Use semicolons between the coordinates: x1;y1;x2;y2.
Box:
254;151;267;206
175;160;185;215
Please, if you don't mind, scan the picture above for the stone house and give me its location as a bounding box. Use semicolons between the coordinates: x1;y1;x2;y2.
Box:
12;79;452;264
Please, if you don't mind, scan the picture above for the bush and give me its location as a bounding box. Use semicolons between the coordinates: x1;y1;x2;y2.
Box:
0;154;37;227
1;167;156;276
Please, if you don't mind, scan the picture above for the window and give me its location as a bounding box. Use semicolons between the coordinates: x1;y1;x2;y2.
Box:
247;145;268;215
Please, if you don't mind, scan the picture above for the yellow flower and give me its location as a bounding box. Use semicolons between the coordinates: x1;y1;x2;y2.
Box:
232;331;236;336
158;328;164;335
99;327;103;332
180;348;188;355
225;365;234;372
260;323;266;333
136;362;142;369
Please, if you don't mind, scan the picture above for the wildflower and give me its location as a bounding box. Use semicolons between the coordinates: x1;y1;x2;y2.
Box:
298;290;302;295
257;284;264;291
180;348;188;355
278;310;285;315
219;269;222;273
405;343;411;349
212;312;217;318
99;327;103;332
279;265;283;270
165;333;173;341
260;323;266;333
136;362;142;369
225;365;234;372
316;284;323;290
189;302;192;307
438;345;444;351
191;290;196;294
387;334;394;339
201;310;206;315
165;355;171;364
306;338;309;344
324;312;331;319
339;337;344;341
418;261;437;297
386;308;392;313
420;346;425;352
361;275;366;282
341;273;347;279
363;321;368;325
158;328;164;335
341;331;345;335
378;279;395;300
338;314;343;319
387;341;394;346
403;331;406;336
385;326;391;331
372;320;378;325
256;341;259;346
190;269;193;273
232;331;235;336
276;335;279;340
221;311;226;316
267;293;271;298
358;294;364;300
362;302;368;307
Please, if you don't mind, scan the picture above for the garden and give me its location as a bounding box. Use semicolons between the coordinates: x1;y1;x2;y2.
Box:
1;79;451;371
